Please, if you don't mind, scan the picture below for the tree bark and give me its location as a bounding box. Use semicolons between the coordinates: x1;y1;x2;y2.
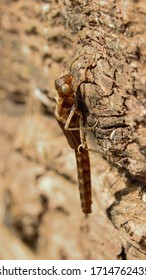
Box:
64;0;146;259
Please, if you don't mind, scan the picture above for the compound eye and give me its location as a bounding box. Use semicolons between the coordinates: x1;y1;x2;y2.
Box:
60;83;71;94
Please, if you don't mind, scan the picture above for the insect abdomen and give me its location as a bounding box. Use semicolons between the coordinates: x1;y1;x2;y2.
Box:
75;148;92;214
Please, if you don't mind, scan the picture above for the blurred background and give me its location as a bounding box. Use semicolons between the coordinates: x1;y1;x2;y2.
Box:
0;0;126;260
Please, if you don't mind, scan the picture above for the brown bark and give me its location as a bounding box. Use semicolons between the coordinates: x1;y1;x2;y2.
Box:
65;0;146;259
0;0;145;259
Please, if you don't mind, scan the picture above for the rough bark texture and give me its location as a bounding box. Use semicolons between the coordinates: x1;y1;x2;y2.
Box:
0;0;145;260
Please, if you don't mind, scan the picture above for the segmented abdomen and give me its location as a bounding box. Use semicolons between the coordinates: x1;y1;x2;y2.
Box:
75;147;92;214
57;120;92;214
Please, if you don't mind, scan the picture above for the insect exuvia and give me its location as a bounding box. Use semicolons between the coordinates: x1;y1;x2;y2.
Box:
54;74;92;214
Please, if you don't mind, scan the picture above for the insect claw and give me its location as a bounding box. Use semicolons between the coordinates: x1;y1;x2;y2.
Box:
77;144;83;153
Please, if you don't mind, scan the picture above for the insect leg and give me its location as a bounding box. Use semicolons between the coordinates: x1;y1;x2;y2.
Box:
65;107;93;132
78;113;87;151
64;105;87;150
64;105;76;130
64;107;98;153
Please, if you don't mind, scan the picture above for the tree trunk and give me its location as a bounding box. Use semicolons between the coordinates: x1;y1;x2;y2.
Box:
65;0;146;259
